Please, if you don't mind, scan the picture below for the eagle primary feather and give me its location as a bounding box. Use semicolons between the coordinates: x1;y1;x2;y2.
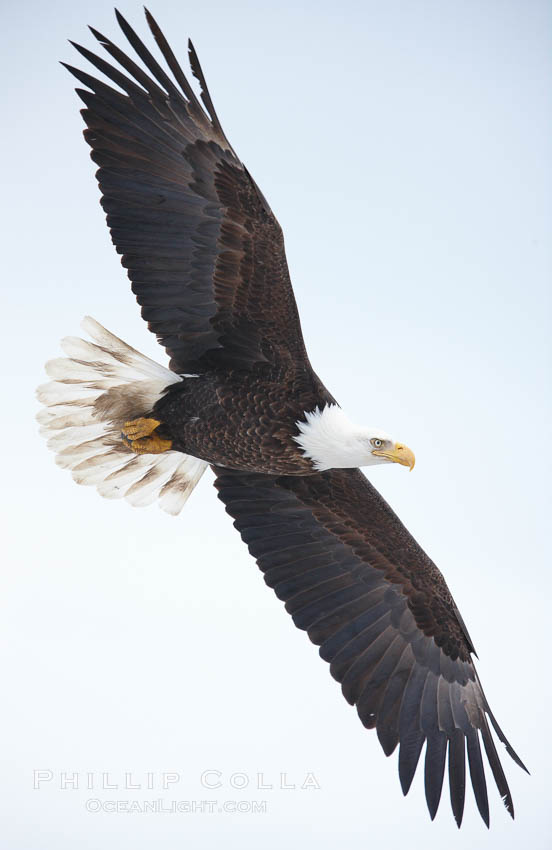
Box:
37;8;527;826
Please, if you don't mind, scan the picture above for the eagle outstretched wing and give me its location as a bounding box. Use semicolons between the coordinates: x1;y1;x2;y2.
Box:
64;8;310;374
214;466;528;826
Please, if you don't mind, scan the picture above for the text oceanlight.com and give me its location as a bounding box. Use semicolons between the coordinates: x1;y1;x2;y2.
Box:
85;799;268;814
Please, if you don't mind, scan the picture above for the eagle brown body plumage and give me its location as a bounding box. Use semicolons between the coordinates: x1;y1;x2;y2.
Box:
39;7;528;828
152;366;331;475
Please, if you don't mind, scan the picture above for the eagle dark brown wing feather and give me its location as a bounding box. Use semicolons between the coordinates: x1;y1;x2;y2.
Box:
64;9;310;374
214;466;528;826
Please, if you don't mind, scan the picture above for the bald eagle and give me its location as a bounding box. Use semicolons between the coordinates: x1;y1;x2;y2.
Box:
37;8;527;826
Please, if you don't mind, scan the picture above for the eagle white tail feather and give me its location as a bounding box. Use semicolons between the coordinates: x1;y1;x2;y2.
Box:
36;317;208;515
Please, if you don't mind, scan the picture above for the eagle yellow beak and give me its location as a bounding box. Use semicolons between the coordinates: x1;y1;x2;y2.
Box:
372;442;415;471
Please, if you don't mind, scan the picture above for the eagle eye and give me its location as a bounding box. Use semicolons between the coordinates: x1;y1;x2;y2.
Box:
371;438;384;449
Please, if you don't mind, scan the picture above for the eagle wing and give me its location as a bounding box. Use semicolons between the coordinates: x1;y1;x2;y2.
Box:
64;9;310;374
214;466;527;826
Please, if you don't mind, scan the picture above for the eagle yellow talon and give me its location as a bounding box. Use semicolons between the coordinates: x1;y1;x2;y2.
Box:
122;417;163;440
128;434;173;455
121;418;171;454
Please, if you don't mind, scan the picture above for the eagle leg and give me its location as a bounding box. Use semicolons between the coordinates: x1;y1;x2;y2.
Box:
122;417;163;439
121;418;172;454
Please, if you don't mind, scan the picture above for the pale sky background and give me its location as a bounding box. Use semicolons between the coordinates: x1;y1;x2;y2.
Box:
1;0;551;847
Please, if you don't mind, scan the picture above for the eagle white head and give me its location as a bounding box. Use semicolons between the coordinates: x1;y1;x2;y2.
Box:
294;404;415;473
